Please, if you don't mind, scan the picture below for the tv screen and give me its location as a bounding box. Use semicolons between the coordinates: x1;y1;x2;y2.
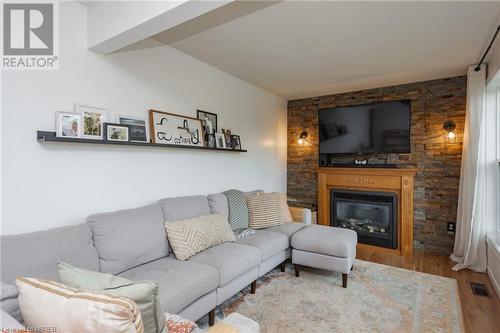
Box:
318;100;411;156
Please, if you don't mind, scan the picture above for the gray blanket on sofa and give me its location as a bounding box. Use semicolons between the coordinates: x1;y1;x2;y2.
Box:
223;189;255;238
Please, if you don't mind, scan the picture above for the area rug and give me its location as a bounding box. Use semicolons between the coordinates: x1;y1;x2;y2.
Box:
204;260;463;333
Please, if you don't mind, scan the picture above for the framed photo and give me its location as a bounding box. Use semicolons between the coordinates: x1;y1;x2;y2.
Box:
115;114;148;142
221;128;232;147
231;135;242;150
104;123;130;142
75;103;108;139
215;133;226;148
56;112;82;138
197;110;218;135
149;110;204;146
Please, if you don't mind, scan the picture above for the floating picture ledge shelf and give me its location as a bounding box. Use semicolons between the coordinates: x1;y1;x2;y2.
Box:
37;131;247;152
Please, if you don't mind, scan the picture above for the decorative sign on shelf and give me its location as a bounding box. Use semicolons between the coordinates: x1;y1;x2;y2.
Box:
149;110;204;147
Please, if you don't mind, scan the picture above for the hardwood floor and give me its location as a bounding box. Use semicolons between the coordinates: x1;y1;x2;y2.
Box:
356;247;500;333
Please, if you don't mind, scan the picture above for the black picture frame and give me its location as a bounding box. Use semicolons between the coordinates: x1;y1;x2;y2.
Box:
231;135;242;150
197;110;218;133
103;123;131;142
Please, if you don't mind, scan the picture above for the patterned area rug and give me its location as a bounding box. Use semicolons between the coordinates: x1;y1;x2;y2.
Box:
199;260;463;333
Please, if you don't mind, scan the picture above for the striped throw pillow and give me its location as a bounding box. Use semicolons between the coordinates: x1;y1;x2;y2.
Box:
247;192;286;229
165;214;236;261
278;192;293;223
16;277;144;333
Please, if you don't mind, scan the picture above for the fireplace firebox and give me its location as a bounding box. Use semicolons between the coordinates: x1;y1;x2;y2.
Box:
330;189;398;249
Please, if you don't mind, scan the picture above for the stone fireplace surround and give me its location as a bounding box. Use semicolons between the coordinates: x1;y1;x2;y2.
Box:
287;76;466;255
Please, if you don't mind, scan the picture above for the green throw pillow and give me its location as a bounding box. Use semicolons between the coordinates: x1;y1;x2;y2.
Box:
58;262;166;333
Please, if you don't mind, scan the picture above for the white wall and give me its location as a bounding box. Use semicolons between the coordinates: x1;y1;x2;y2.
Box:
0;2;287;235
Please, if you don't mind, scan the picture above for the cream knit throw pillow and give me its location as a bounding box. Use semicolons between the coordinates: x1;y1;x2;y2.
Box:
165;214;236;261
247;192;286;229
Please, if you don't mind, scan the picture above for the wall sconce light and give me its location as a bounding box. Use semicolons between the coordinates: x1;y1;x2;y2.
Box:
443;120;457;142
298;130;308;145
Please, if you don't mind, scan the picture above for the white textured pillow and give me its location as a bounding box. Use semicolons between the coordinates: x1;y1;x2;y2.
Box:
165;214;236;261
16;277;144;333
247;192;286;229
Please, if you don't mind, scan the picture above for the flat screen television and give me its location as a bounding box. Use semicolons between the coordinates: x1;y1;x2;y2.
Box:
318;100;411;159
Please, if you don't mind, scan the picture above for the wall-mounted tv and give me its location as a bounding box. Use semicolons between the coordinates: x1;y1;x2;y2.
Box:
318;100;411;158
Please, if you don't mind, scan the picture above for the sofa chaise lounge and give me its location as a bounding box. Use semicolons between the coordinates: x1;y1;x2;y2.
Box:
0;191;312;328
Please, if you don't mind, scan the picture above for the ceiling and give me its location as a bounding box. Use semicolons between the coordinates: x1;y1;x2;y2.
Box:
169;1;500;100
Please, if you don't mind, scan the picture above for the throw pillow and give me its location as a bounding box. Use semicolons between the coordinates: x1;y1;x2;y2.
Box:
16;277;144;333
278;193;293;223
165;214;236;261
247;192;285;229
165;313;197;333
223;189;249;230
58;262;165;333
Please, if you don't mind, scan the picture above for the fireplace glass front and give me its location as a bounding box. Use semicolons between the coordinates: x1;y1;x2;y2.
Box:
331;189;398;249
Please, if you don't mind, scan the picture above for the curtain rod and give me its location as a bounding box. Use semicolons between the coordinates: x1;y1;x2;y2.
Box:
475;24;500;71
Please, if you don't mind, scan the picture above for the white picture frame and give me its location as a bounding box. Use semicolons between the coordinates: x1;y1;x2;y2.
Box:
74;103;108;140
55;111;82;138
215;133;226;148
115;113;149;143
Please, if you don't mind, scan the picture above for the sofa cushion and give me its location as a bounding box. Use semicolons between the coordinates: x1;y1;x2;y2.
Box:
207;193;229;218
118;257;219;315
159;195;211;221
87;204;169;275
235;230;288;261
188;243;260;287
0;224;99;284
291;225;357;258
1;282;21;322
265;222;306;239
165;214;235;261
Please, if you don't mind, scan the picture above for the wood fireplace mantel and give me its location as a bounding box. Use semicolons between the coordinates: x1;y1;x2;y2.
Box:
317;167;417;257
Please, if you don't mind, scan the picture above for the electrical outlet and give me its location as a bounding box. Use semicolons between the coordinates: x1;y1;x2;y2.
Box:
447;222;455;233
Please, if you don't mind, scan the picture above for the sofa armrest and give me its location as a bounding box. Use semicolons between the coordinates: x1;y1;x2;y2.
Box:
289;207;312;225
0;309;24;330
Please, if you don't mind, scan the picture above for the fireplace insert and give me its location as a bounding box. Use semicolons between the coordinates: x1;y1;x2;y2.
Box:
330;189;398;249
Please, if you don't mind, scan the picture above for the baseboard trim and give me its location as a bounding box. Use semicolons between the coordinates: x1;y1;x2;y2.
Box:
486;235;500;299
487;269;500;299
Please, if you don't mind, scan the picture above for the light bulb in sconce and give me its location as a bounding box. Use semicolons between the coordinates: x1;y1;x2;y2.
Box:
443;120;457;142
298;130;308;145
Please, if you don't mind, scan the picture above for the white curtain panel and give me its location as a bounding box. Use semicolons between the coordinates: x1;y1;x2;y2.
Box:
450;65;488;272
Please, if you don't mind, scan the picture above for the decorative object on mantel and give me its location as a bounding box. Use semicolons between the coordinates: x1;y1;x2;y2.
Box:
149;110;204;147
74;103;108;140
103;123;130;142
115;114;148;143
55;111;82;138
197;110;217;147
297;130;308;145
37;131;247;152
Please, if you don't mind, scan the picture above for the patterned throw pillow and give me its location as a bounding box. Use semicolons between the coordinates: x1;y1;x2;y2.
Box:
247;192;286;229
165;313;197;333
223;189;249;230
165;214;236;261
16;277;144;333
58;262;165;333
278;192;293;223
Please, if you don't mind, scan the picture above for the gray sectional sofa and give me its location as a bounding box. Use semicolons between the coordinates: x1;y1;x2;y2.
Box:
0;192;311;327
